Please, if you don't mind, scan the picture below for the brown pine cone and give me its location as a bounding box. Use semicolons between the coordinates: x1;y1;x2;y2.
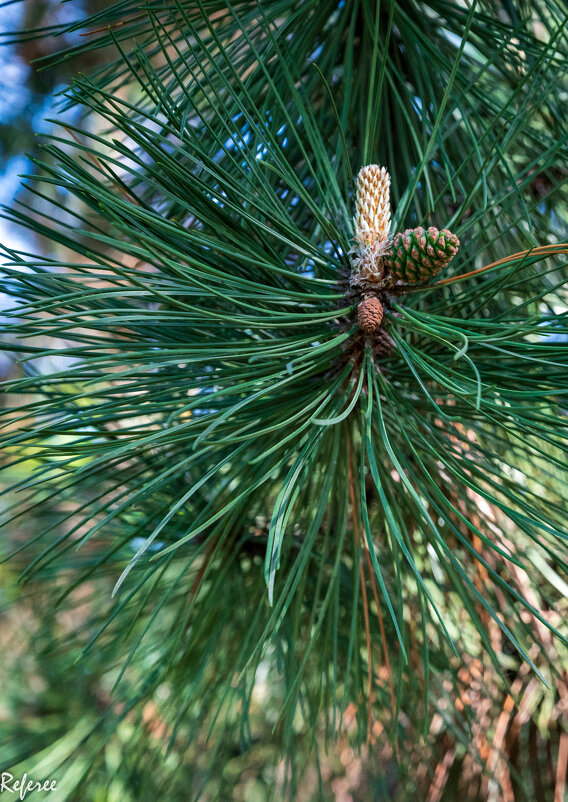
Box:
357;297;384;334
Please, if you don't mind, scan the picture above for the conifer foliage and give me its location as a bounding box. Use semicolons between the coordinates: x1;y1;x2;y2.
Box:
1;1;568;798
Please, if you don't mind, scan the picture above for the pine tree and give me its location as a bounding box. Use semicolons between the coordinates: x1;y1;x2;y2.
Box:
1;2;568;799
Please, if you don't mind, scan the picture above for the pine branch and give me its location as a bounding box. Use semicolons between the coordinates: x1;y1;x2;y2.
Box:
1;1;568;798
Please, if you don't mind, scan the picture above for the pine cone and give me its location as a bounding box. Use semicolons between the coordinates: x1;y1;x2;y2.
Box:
357;297;384;334
384;226;459;284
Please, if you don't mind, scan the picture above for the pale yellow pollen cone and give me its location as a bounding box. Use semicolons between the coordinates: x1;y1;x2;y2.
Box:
353;164;391;247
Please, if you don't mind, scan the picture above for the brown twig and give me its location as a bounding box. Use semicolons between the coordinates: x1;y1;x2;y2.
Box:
347;433;374;745
426;744;457;802
183;539;216;633
79;13;148;36
63;126;141;206
555;729;568;802
432;243;568;289
362;545;396;717
401;242;568;294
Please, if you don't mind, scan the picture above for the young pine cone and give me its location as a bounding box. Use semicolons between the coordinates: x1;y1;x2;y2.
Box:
384;226;459;284
357;297;384;334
